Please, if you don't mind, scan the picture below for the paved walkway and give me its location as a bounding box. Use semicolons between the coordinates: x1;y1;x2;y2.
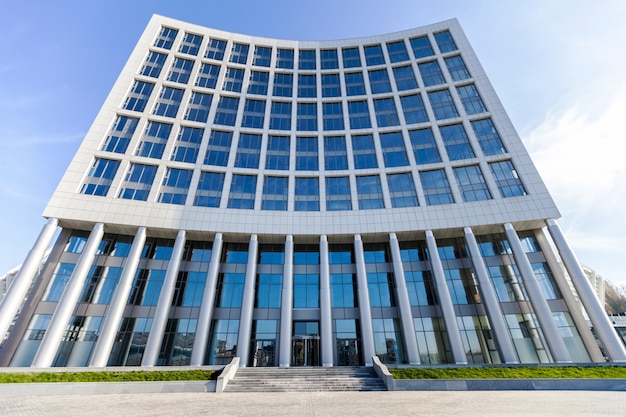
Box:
1;391;625;416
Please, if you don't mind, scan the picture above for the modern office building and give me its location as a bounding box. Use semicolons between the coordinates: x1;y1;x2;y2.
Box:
1;15;624;369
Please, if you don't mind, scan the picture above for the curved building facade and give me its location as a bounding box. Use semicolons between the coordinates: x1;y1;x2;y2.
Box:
1;15;624;368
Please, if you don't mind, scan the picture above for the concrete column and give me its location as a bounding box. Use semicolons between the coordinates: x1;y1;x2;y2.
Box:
279;235;294;367
504;223;572;363
464;227;519;364
141;230;186;367
31;222;105;368
354;234;375;366
190;233;223;366
237;235;259;367
388;233;420;365
89;227;147;367
0;218;58;343
425;231;467;364
319;235;333;367
546;219;626;362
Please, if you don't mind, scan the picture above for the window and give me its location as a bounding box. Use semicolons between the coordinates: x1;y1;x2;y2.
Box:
386;40;409;63
253;46;272;67
445;268;479;305
269;101;292;130
344;72;366;96
135;121;172;159
387;172;418;208
298;49;316;70
248;71;269;95
276;48;294;69
439;123;475;160
215;272;245;308
373;98;400;127
356;175;384;209
204;130;233;166
347;101;371;130
118;163;158;201
123;81;154;112
380;132;409;167
229;42;249;64
434;30;458;53
294;177;319;211
228;174;257;209
184;92;212;123
428;90;459;120
320;49;339;69
213;96;239;126
241;99;266;129
321;74;341;97
296;103;317;131
262;176;288;210
154;27;178;50
101;115;138;154
324;136;348;170
297;74;317;98
296;137;318;170
400;94;429;124
167;58;194;84
170;126;203;163
195;63;220;89
222;67;245;92
372;318;405;364
489;160;527;197
207;319;239;365
234;133;262;168
273;73;293;97
445;55;471;81
454;165;492;202
457;84;487;115
471;119;506;156
205;38;227;60
418;61;445;87
368;69;392;94
140;51;167;78
326;177;351;211
265;136;290;170
393;66;418;91
158;168;192;205
364;44;385;66
193;171;224;207
80;158;120;196
410;35;434;58
420;169;454;205
152;86;184;118
179;32;203;56
293;246;320;308
322;102;344;131
351;134;378;169
409;128;441;164
342;47;361;68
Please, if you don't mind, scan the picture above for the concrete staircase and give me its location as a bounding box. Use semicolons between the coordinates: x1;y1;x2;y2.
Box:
223;366;387;392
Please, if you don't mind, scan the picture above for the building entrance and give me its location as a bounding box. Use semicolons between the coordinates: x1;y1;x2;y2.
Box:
292;336;320;366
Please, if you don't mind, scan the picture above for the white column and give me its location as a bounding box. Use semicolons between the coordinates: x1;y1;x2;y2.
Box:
31;223;105;368
190;233;223;366
546;219;626;362
464;227;519;364
388;233;420;365
141;230;186;367
504;223;572;363
319;235;333;367
354;234;375;366
89;227;146;367
279;235;294;367
237;235;259;367
425;230;467;364
0;218;58;343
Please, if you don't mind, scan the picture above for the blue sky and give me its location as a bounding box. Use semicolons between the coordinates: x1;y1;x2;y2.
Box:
1;1;625;286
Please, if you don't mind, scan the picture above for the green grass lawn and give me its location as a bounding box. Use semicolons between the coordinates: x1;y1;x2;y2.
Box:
389;366;626;380
0;370;216;384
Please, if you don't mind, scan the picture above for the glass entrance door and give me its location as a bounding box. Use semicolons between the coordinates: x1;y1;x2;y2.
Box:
292;336;320;366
